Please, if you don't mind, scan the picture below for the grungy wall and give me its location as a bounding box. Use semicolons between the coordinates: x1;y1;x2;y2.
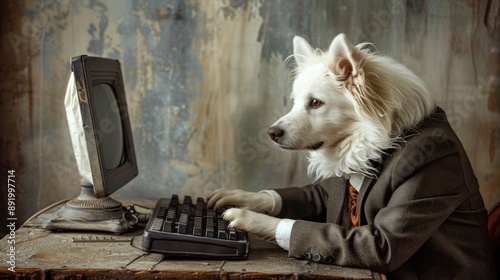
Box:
0;0;499;230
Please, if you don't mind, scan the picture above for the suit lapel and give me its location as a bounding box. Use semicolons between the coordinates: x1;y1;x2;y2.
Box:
356;147;394;225
325;177;347;224
357;176;375;226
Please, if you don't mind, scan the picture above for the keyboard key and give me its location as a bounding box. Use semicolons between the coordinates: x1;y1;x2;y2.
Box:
193;216;204;236
166;205;177;219
151;218;163;231
170;195;179;207
229;227;237;240
217;219;228;239
205;224;215;238
216;208;225;219
163;219;175;232
206;209;216;238
192;198;206;236
163;206;177;232
156;207;167;219
195;197;206;216
183;196;192;207
207;210;216;224
236;230;247;241
177;212;189;234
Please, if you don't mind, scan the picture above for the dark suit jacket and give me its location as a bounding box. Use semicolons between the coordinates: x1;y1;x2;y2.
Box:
274;108;497;279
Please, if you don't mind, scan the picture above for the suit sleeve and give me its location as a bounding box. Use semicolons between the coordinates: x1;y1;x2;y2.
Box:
273;183;328;222
287;138;469;272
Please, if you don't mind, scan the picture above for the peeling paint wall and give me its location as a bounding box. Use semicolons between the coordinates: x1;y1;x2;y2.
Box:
1;0;499;231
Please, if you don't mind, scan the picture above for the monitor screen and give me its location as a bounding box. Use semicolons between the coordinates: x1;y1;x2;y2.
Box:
71;55;138;198
92;84;125;170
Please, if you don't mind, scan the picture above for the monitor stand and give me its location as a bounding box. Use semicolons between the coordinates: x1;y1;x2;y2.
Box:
41;178;129;233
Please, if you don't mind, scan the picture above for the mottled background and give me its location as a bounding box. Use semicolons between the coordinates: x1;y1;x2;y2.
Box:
1;0;499;235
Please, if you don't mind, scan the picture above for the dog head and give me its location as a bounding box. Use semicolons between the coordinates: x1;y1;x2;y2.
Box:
268;34;434;179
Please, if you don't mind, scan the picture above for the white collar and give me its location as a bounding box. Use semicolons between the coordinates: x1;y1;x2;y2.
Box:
343;173;365;192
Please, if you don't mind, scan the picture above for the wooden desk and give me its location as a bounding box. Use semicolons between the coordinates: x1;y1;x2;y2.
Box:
0;199;384;279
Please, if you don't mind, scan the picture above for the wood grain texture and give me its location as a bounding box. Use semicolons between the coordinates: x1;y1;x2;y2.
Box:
0;200;383;279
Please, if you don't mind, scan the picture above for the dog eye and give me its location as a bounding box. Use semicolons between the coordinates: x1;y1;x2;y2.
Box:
309;99;324;108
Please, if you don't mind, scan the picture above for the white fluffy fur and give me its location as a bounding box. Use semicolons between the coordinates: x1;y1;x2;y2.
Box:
271;34;435;180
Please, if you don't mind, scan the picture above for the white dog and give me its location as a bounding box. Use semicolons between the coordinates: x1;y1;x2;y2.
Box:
205;34;497;279
207;33;434;240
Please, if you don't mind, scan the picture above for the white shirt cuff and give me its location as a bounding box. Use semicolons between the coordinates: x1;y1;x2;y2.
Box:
258;190;282;216
276;218;295;251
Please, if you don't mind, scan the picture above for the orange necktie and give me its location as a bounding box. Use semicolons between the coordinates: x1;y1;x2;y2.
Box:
348;181;359;227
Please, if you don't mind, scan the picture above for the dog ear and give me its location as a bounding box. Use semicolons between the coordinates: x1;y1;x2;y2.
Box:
327;34;360;81
293;36;315;67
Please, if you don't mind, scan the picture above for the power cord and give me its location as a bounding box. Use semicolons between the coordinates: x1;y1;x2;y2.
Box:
22;198;71;226
125;204;153;228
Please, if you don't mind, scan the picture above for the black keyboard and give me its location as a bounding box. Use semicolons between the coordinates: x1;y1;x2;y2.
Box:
141;195;250;259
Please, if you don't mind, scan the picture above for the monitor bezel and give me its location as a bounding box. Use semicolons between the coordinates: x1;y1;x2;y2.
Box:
71;55;138;198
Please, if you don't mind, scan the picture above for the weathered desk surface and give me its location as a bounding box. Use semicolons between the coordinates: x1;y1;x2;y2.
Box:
0;199;385;279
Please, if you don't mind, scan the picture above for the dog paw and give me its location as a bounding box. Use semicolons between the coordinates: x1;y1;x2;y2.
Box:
222;208;280;240
222;208;251;229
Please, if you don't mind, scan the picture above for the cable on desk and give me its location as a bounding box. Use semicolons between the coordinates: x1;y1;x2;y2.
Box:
22;198;71;226
129;230;147;251
149;255;165;270
125;204;153;228
119;252;149;270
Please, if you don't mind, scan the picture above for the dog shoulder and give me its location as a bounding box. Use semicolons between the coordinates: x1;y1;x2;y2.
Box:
382;108;465;182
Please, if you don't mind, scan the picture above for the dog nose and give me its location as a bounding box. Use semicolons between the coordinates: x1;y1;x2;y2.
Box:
268;126;284;143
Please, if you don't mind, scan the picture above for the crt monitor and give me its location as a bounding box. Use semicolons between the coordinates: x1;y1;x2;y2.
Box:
42;55;138;233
